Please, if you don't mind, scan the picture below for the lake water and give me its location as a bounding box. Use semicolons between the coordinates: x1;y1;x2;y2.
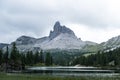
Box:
26;66;120;77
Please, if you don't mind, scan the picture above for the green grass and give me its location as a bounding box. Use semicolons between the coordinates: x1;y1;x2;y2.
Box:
0;73;120;80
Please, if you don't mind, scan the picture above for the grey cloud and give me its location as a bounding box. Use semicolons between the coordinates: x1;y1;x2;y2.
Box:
0;0;120;43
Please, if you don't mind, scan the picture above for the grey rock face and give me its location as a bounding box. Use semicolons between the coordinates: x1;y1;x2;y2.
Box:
15;36;36;45
0;43;9;49
5;21;97;52
49;21;75;40
101;35;120;50
2;21;120;53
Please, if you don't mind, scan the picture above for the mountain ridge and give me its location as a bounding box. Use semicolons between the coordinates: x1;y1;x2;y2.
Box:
4;21;96;52
1;21;120;53
0;43;9;49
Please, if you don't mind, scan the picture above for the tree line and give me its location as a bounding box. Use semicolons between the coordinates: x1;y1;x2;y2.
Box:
0;42;53;71
72;47;120;67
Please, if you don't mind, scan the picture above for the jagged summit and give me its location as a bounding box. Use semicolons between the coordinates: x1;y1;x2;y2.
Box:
54;21;61;31
5;21;97;52
1;21;120;55
49;21;75;40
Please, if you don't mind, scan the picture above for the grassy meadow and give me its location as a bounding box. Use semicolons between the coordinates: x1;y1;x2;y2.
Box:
0;73;120;80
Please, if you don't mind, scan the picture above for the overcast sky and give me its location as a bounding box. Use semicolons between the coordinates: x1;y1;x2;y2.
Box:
0;0;120;43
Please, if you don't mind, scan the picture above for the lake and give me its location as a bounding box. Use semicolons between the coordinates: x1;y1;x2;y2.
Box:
25;66;120;77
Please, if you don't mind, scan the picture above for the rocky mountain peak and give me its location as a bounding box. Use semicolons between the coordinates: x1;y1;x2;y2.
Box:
15;35;36;45
5;21;98;52
103;35;120;48
49;21;76;40
54;21;61;31
16;36;35;41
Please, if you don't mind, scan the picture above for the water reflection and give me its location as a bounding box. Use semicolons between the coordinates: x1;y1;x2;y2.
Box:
26;66;120;77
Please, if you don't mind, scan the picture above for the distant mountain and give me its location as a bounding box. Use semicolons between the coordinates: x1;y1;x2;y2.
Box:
49;21;76;40
100;35;120;51
2;21;120;66
85;35;120;54
0;43;9;49
6;21;97;52
41;21;86;50
15;36;36;45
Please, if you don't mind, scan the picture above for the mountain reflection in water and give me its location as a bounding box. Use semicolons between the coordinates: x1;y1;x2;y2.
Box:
26;66;120;77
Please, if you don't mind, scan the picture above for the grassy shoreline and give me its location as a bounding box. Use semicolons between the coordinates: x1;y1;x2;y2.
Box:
0;73;120;80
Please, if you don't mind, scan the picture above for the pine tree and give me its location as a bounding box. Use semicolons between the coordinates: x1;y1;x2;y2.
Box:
0;49;3;65
45;52;52;66
3;46;9;63
20;53;26;70
26;51;30;65
26;51;34;66
10;42;19;61
10;42;21;70
34;51;39;64
2;46;9;72
50;55;53;65
40;50;44;63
